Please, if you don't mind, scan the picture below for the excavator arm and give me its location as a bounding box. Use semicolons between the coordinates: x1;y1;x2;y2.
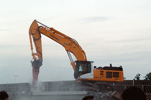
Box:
29;20;90;83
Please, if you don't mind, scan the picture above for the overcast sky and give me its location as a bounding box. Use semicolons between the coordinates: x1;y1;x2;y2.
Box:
0;0;151;84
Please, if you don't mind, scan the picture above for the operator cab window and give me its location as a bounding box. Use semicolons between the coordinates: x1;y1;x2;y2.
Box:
79;66;82;71
75;61;92;75
79;64;91;73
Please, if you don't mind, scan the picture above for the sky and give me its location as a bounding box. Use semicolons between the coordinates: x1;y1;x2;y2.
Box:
0;0;151;84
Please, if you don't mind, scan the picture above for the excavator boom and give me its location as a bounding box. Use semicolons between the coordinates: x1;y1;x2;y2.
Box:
29;20;88;83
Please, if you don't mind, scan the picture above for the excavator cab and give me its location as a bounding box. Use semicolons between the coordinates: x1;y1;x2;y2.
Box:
74;61;93;79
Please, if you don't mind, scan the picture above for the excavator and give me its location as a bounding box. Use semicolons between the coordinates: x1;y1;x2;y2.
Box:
29;19;124;99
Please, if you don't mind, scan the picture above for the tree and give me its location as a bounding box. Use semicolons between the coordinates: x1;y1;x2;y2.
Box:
144;72;151;80
135;73;140;80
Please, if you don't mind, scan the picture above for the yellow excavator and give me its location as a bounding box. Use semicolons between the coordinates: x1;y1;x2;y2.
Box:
29;20;124;84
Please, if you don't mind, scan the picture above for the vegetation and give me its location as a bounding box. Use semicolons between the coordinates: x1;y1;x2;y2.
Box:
135;73;140;80
133;72;151;80
144;72;151;80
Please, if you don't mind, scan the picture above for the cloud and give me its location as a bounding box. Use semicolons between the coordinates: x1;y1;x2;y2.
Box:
110;37;151;43
0;28;10;31
80;16;109;23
